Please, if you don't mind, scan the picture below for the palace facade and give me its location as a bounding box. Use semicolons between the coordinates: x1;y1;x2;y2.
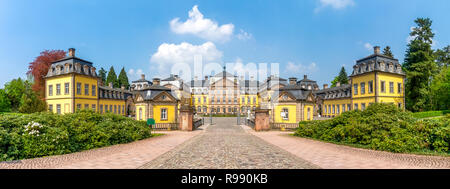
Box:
44;46;405;127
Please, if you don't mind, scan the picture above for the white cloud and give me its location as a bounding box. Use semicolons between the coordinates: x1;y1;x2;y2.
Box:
285;62;318;75
150;42;223;79
127;68;145;81
364;42;373;51
170;5;234;42
237;29;252;40
315;0;355;13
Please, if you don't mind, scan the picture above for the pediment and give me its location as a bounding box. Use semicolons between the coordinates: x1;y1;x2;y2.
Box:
153;91;177;102
278;91;296;102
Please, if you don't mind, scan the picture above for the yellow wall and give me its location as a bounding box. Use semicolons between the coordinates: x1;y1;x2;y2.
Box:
46;75;73;99
74;99;98;112
47;99;72;114
303;104;314;121
98;99;126;115
274;104;296;123
240;95;259;107
377;72;404;97
153;105;176;123
378;97;404;108
135;104;147;121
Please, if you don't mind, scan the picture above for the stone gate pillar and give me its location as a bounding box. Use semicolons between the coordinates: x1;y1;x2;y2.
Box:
255;109;270;131
179;106;193;131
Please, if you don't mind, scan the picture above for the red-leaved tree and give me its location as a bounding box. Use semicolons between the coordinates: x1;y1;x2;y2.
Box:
27;50;66;98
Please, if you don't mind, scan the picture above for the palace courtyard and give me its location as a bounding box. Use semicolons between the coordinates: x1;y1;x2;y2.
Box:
0;117;449;169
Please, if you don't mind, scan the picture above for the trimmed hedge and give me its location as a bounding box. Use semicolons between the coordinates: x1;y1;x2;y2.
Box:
295;103;449;154
412;110;450;119
0;110;152;161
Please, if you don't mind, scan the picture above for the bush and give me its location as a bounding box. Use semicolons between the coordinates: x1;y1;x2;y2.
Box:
412;111;448;119
295;103;449;154
0;110;152;161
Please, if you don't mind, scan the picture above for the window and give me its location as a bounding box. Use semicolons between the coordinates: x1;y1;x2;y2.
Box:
203;97;206;103
56;104;61;114
197;97;201;103
56;84;61;95
118;105;121;114
204;107;207;113
342;104;346;112
360;82;365;94
398;103;402;109
77;83;81;95
398;83;402;94
161;108;168;120
337;105;340;114
354;103;358;110
332;105;335;114
253;97;256;104
368;81;373;93
110;105;112;112
242;97;245;103
223;107;226;113
48;104;53;112
354;84;358;95
64;83;69;94
84;104;89;109
328;105;331;114
362;103;366;110
114;105;117;114
122;105;125;114
92;85;96;96
48;85;53;96
105;105;108;112
84;84;89;95
281;108;289;120
347;104;351;111
77;104;81;110
247;97;250;104
139;108;143;120
100;105;103;113
381;81;385;93
197;106;201;112
92;104;96;111
228;107;232;113
389;82;394;93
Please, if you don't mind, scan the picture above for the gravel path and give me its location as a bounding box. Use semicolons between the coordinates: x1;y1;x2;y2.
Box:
140;118;319;169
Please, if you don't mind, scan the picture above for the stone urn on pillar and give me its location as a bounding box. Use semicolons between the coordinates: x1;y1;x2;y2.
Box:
254;108;270;131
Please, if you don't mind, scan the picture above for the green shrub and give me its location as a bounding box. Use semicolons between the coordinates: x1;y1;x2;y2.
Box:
0;110;152;161
295;103;449;154
412;110;450;119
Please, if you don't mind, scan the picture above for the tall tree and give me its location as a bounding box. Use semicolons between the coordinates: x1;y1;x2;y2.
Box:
4;78;28;111
403;18;437;112
118;67;130;89
434;45;449;68
383;46;394;58
98;67;107;86
27;50;66;98
18;85;47;113
0;89;11;112
106;66;119;88
430;66;450;110
331;66;349;87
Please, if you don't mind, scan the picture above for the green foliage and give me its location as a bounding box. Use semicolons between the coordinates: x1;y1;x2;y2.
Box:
430;66;450;110
0;110;152;161
18;87;47;113
404;18;437;112
98;67;107;85
106;66;119;88
331;67;349;87
0;89;11;112
118;67;130;89
434;45;449;68
4;78;28;111
412;110;449;119
383;46;394;58
294;103;449;154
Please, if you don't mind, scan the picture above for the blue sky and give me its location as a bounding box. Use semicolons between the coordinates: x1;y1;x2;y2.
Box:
0;0;449;87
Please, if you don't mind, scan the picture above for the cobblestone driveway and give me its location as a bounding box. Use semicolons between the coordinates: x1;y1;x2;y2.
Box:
140;118;319;169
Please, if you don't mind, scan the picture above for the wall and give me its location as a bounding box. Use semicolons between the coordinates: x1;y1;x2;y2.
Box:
153;105;176;123
274;104;297;123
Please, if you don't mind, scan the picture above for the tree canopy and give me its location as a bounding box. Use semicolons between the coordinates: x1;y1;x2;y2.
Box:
27;50;66;98
98;67;107;86
383;46;394;58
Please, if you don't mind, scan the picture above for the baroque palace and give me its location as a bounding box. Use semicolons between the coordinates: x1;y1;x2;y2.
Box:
44;46;405;128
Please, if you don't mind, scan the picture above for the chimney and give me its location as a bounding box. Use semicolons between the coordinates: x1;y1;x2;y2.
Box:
374;46;380;54
289;77;297;85
141;74;145;80
108;82;113;88
336;82;341;87
323;84;328;89
304;75;307;80
68;48;75;57
152;78;160;86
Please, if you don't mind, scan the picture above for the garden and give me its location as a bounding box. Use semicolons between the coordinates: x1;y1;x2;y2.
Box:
295;103;449;155
0;110;152;161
